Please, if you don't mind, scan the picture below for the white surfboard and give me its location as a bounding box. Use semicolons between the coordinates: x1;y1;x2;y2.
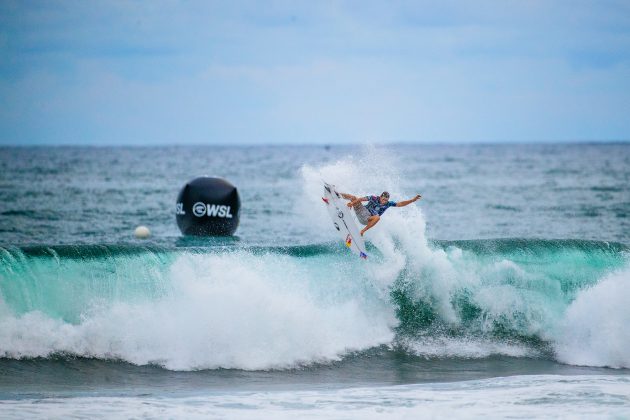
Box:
322;182;368;259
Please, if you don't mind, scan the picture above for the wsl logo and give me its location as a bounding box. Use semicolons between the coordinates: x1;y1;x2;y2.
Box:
192;202;207;217
192;202;233;218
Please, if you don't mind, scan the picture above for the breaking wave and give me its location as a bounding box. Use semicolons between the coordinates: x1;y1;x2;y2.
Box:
0;152;628;370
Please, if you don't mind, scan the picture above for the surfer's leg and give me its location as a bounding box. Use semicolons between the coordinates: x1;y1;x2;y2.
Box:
340;193;356;201
360;215;380;236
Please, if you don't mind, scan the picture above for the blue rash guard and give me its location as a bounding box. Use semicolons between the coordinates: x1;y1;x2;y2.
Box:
364;195;397;216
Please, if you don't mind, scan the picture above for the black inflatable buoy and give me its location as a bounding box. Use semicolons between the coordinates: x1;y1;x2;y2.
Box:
176;177;241;236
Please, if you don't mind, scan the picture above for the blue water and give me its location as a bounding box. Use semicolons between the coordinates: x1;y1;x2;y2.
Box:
0;144;629;417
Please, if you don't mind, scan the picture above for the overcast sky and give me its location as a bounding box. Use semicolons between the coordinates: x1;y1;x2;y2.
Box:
1;0;629;145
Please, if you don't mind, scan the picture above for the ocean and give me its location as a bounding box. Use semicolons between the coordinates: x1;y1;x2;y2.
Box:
0;144;629;418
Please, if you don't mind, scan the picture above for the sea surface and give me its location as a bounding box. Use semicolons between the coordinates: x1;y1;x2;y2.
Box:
0;144;629;418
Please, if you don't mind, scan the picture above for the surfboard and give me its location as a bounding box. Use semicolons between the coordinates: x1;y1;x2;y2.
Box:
322;182;368;259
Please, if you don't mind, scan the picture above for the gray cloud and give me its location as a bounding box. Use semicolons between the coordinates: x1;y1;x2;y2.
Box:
1;0;629;144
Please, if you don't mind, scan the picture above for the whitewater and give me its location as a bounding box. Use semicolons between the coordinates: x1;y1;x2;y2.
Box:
0;144;629;417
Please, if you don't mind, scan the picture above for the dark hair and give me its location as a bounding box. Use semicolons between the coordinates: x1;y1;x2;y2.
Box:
380;191;390;198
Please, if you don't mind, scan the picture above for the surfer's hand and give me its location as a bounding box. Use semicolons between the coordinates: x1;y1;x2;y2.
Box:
414;194;421;201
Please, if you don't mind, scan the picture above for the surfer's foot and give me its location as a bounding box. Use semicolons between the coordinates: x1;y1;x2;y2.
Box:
360;229;365;236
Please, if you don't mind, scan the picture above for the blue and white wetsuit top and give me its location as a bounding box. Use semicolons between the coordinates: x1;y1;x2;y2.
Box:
364;196;397;216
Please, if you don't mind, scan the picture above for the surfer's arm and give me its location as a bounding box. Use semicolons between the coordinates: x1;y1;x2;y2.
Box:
347;196;368;207
396;195;421;207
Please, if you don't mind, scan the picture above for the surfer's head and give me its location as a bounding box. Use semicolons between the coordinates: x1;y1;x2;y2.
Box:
380;191;390;204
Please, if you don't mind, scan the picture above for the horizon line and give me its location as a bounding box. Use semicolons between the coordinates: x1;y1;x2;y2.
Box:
1;139;629;148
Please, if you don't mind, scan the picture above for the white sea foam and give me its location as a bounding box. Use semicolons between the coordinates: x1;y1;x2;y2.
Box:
554;266;630;369
1;375;628;419
399;335;536;359
0;252;395;370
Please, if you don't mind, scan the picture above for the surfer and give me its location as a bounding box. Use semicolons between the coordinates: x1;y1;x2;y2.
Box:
340;191;422;236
